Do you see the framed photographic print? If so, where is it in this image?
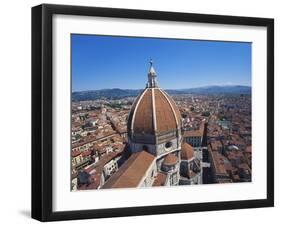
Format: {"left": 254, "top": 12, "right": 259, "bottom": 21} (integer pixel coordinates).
{"left": 31, "top": 4, "right": 274, "bottom": 221}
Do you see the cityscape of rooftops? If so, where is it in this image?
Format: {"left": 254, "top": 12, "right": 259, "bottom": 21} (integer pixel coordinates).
{"left": 71, "top": 34, "right": 252, "bottom": 191}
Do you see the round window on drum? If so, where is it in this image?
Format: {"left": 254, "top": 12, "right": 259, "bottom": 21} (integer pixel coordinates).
{"left": 165, "top": 141, "right": 172, "bottom": 149}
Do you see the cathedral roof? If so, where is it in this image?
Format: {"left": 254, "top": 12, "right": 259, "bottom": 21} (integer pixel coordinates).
{"left": 101, "top": 151, "right": 155, "bottom": 189}
{"left": 163, "top": 153, "right": 178, "bottom": 166}
{"left": 181, "top": 143, "right": 194, "bottom": 160}
{"left": 152, "top": 172, "right": 167, "bottom": 186}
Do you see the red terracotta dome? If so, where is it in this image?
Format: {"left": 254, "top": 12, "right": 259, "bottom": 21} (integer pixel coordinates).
{"left": 127, "top": 60, "right": 182, "bottom": 143}
{"left": 128, "top": 88, "right": 181, "bottom": 134}
{"left": 181, "top": 143, "right": 194, "bottom": 160}
{"left": 163, "top": 153, "right": 178, "bottom": 166}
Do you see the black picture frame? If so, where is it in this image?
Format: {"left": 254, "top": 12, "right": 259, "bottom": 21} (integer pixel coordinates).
{"left": 32, "top": 3, "right": 274, "bottom": 222}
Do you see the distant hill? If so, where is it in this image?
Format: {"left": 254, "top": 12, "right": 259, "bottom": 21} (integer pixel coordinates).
{"left": 167, "top": 85, "right": 251, "bottom": 95}
{"left": 72, "top": 88, "right": 141, "bottom": 101}
{"left": 72, "top": 85, "right": 251, "bottom": 101}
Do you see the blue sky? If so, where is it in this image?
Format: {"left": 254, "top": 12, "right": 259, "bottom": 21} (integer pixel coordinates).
{"left": 71, "top": 34, "right": 251, "bottom": 91}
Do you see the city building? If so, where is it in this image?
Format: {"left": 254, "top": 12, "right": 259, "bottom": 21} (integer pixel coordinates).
{"left": 183, "top": 122, "right": 205, "bottom": 147}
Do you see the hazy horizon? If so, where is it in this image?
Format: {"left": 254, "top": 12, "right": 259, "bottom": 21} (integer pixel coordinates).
{"left": 72, "top": 84, "right": 252, "bottom": 93}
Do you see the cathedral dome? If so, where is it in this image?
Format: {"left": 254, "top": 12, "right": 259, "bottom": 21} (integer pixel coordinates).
{"left": 181, "top": 143, "right": 194, "bottom": 160}
{"left": 127, "top": 60, "right": 182, "bottom": 144}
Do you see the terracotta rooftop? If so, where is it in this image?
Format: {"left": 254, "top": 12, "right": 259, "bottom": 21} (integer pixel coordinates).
{"left": 163, "top": 153, "right": 178, "bottom": 166}
{"left": 78, "top": 150, "right": 124, "bottom": 190}
{"left": 181, "top": 143, "right": 194, "bottom": 160}
{"left": 72, "top": 131, "right": 117, "bottom": 149}
{"left": 101, "top": 151, "right": 155, "bottom": 189}
{"left": 82, "top": 151, "right": 123, "bottom": 176}
{"left": 81, "top": 150, "right": 92, "bottom": 157}
{"left": 245, "top": 145, "right": 252, "bottom": 153}
{"left": 152, "top": 172, "right": 167, "bottom": 186}
{"left": 238, "top": 163, "right": 251, "bottom": 172}
{"left": 208, "top": 147, "right": 228, "bottom": 175}
{"left": 183, "top": 123, "right": 205, "bottom": 138}
{"left": 71, "top": 150, "right": 81, "bottom": 157}
{"left": 210, "top": 140, "right": 222, "bottom": 151}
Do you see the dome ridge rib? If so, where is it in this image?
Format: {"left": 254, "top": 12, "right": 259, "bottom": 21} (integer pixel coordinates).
{"left": 151, "top": 88, "right": 157, "bottom": 132}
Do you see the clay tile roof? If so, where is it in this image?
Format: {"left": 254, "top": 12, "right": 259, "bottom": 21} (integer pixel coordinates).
{"left": 183, "top": 123, "right": 205, "bottom": 138}
{"left": 81, "top": 150, "right": 92, "bottom": 157}
{"left": 163, "top": 153, "right": 178, "bottom": 166}
{"left": 245, "top": 146, "right": 252, "bottom": 153}
{"left": 71, "top": 150, "right": 81, "bottom": 157}
{"left": 152, "top": 172, "right": 167, "bottom": 186}
{"left": 101, "top": 151, "right": 155, "bottom": 189}
{"left": 181, "top": 143, "right": 194, "bottom": 160}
